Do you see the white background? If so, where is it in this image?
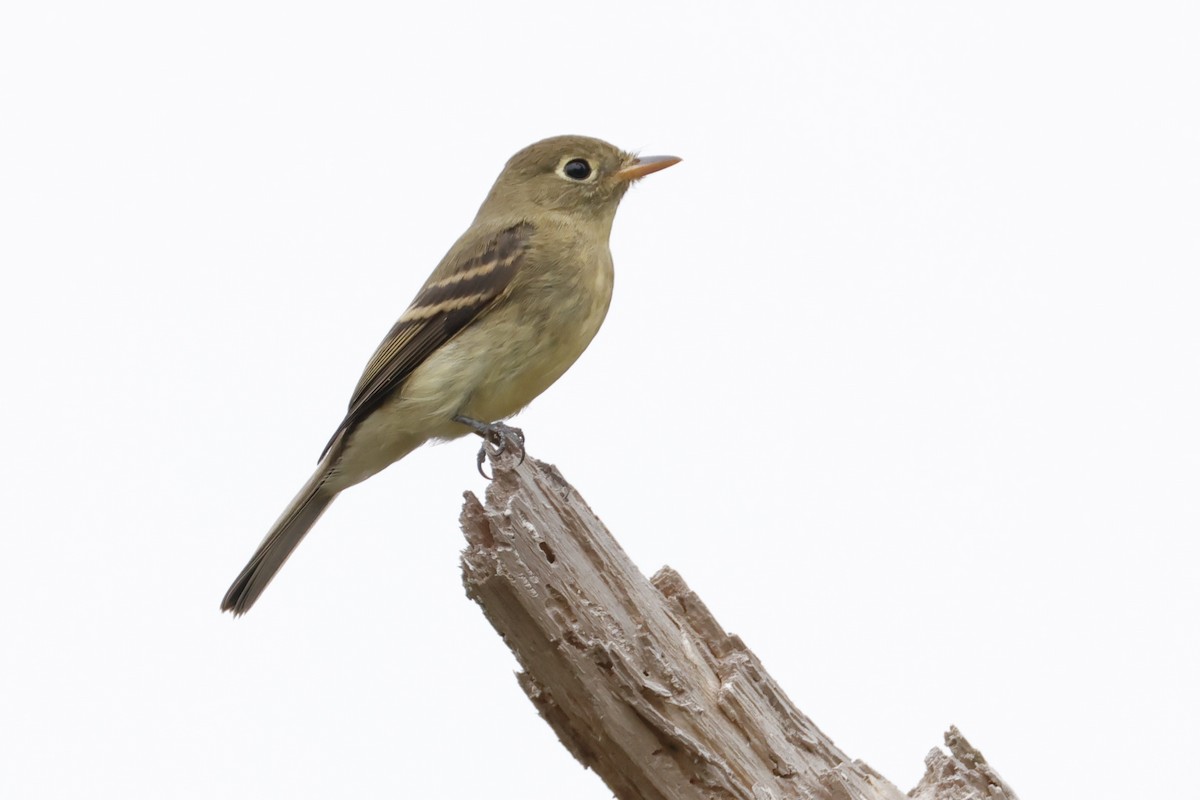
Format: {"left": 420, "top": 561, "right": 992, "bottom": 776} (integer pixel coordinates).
{"left": 2, "top": 2, "right": 1197, "bottom": 798}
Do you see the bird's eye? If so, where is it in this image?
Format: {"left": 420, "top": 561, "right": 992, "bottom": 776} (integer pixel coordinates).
{"left": 562, "top": 158, "right": 592, "bottom": 181}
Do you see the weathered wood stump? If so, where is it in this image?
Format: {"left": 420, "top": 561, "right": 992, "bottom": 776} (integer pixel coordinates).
{"left": 460, "top": 451, "right": 1017, "bottom": 800}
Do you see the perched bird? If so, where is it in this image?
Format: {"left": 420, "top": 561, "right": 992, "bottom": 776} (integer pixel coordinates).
{"left": 221, "top": 135, "right": 680, "bottom": 615}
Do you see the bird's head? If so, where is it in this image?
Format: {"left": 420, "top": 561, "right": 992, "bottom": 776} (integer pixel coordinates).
{"left": 477, "top": 135, "right": 680, "bottom": 223}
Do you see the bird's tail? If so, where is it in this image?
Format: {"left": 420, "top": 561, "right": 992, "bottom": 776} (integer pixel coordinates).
{"left": 221, "top": 468, "right": 337, "bottom": 616}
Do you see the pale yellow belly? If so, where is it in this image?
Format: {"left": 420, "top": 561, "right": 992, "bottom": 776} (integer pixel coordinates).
{"left": 332, "top": 251, "right": 614, "bottom": 486}
{"left": 434, "top": 248, "right": 614, "bottom": 431}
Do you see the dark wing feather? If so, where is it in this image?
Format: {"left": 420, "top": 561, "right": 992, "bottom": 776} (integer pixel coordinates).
{"left": 319, "top": 223, "right": 532, "bottom": 459}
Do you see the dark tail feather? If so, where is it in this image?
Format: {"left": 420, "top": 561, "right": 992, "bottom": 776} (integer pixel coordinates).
{"left": 221, "top": 470, "right": 337, "bottom": 616}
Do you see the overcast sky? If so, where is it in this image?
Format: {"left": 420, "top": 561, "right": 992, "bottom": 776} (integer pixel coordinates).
{"left": 2, "top": 2, "right": 1197, "bottom": 798}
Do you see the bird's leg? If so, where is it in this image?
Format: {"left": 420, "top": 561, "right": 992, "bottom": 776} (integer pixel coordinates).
{"left": 453, "top": 415, "right": 526, "bottom": 479}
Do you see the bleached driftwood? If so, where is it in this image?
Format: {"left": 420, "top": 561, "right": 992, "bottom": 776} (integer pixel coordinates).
{"left": 910, "top": 727, "right": 1019, "bottom": 800}
{"left": 460, "top": 451, "right": 1017, "bottom": 800}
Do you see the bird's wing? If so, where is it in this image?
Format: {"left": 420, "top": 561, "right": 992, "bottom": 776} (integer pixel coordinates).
{"left": 319, "top": 222, "right": 533, "bottom": 459}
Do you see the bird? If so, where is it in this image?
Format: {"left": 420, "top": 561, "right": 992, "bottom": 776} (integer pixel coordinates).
{"left": 221, "top": 135, "right": 680, "bottom": 615}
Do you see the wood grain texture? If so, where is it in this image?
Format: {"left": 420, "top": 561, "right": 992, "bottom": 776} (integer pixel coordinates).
{"left": 460, "top": 451, "right": 1018, "bottom": 800}
{"left": 910, "top": 727, "right": 1020, "bottom": 800}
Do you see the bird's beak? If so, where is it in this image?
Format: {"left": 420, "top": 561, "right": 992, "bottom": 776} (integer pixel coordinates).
{"left": 615, "top": 154, "right": 682, "bottom": 182}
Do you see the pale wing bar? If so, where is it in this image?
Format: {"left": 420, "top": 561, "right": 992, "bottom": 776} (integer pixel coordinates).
{"left": 319, "top": 224, "right": 532, "bottom": 459}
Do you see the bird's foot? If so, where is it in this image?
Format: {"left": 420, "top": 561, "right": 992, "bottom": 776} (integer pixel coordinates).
{"left": 453, "top": 416, "right": 526, "bottom": 479}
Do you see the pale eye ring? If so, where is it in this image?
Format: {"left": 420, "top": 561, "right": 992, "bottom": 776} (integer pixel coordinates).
{"left": 561, "top": 158, "right": 593, "bottom": 181}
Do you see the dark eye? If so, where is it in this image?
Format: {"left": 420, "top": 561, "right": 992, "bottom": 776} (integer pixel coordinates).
{"left": 562, "top": 158, "right": 592, "bottom": 180}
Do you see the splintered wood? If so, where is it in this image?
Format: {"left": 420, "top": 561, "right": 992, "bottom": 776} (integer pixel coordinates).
{"left": 460, "top": 453, "right": 1018, "bottom": 800}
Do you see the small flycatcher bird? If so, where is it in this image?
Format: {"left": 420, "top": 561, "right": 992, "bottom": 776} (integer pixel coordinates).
{"left": 221, "top": 135, "right": 680, "bottom": 615}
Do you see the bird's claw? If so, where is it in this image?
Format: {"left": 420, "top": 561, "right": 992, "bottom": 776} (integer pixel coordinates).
{"left": 454, "top": 416, "right": 526, "bottom": 479}
{"left": 475, "top": 423, "right": 526, "bottom": 479}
